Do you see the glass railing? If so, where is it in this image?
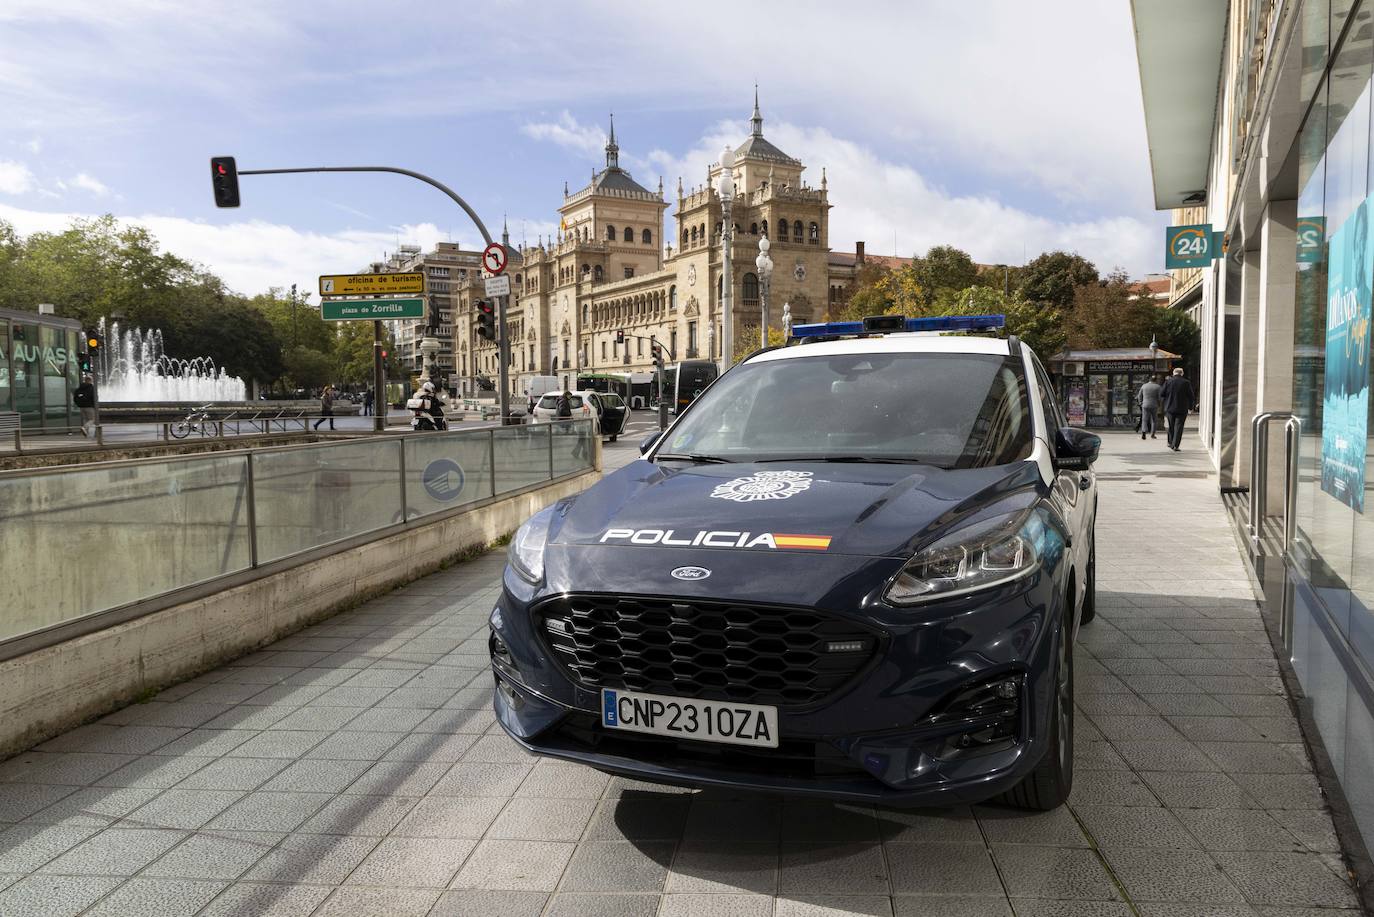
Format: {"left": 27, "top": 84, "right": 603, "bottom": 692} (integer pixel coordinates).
{"left": 0, "top": 421, "right": 595, "bottom": 647}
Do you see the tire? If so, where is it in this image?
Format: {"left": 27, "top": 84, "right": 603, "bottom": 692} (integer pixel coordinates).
{"left": 1079, "top": 536, "right": 1097, "bottom": 625}
{"left": 996, "top": 618, "right": 1074, "bottom": 810}
{"left": 170, "top": 421, "right": 191, "bottom": 439}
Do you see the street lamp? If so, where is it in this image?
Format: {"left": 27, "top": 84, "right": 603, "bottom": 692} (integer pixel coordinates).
{"left": 717, "top": 145, "right": 736, "bottom": 371}
{"left": 755, "top": 236, "right": 773, "bottom": 350}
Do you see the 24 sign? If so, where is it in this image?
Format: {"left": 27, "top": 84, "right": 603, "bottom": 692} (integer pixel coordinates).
{"left": 1165, "top": 224, "right": 1220, "bottom": 269}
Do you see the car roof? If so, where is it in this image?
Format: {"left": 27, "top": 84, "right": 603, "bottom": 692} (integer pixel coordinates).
{"left": 746, "top": 334, "right": 1014, "bottom": 363}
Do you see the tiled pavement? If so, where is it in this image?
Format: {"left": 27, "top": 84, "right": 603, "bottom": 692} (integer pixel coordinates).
{"left": 0, "top": 433, "right": 1362, "bottom": 916}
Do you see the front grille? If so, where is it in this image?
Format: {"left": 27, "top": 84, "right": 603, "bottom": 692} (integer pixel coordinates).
{"left": 537, "top": 594, "right": 878, "bottom": 707}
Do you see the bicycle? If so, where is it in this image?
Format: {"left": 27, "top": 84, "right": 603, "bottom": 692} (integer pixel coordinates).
{"left": 170, "top": 404, "right": 214, "bottom": 439}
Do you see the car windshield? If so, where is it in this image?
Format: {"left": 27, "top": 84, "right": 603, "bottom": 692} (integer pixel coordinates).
{"left": 539, "top": 395, "right": 583, "bottom": 409}
{"left": 658, "top": 350, "right": 1034, "bottom": 469}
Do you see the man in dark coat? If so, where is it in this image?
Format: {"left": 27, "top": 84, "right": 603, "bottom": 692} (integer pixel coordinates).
{"left": 1161, "top": 368, "right": 1195, "bottom": 452}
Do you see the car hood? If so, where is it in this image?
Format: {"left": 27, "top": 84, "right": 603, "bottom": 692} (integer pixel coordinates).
{"left": 553, "top": 458, "right": 1043, "bottom": 559}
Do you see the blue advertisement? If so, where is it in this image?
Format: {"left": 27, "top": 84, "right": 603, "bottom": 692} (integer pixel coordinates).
{"left": 1321, "top": 197, "right": 1373, "bottom": 513}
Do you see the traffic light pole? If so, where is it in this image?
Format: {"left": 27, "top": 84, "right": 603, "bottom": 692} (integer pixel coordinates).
{"left": 372, "top": 320, "right": 386, "bottom": 433}
{"left": 225, "top": 163, "right": 503, "bottom": 423}
{"left": 496, "top": 224, "right": 513, "bottom": 425}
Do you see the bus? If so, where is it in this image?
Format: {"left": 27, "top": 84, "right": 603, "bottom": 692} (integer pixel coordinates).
{"left": 669, "top": 360, "right": 719, "bottom": 414}
{"left": 577, "top": 371, "right": 655, "bottom": 408}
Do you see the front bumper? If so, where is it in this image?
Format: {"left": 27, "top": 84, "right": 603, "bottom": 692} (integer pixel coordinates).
{"left": 489, "top": 559, "right": 1065, "bottom": 808}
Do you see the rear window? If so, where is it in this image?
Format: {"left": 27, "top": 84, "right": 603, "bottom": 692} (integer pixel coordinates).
{"left": 538, "top": 395, "right": 583, "bottom": 409}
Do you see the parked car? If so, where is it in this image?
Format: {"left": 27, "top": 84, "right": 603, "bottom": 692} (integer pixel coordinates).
{"left": 490, "top": 315, "right": 1100, "bottom": 810}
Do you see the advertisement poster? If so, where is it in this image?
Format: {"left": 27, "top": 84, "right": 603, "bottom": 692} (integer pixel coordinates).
{"left": 1066, "top": 381, "right": 1086, "bottom": 426}
{"left": 1321, "top": 197, "right": 1373, "bottom": 512}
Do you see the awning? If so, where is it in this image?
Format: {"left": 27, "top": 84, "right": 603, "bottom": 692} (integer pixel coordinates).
{"left": 1131, "top": 0, "right": 1229, "bottom": 209}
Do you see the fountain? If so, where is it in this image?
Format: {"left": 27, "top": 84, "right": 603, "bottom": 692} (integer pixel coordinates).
{"left": 95, "top": 317, "right": 247, "bottom": 403}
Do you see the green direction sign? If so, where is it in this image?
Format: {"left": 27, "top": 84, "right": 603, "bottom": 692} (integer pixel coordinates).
{"left": 1165, "top": 224, "right": 1218, "bottom": 268}
{"left": 1297, "top": 217, "right": 1325, "bottom": 263}
{"left": 320, "top": 298, "right": 424, "bottom": 321}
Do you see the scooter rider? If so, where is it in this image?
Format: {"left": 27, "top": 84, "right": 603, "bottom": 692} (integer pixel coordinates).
{"left": 410, "top": 381, "right": 447, "bottom": 431}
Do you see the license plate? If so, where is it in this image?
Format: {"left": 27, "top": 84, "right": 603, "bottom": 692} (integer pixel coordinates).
{"left": 600, "top": 688, "right": 779, "bottom": 749}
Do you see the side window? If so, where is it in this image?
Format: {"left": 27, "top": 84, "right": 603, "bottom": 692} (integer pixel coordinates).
{"left": 1031, "top": 356, "right": 1065, "bottom": 432}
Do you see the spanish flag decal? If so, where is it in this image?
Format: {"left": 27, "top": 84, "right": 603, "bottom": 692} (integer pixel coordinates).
{"left": 772, "top": 533, "right": 833, "bottom": 551}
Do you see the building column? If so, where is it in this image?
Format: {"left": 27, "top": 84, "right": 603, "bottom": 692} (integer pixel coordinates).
{"left": 1232, "top": 243, "right": 1263, "bottom": 487}
{"left": 1257, "top": 198, "right": 1297, "bottom": 509}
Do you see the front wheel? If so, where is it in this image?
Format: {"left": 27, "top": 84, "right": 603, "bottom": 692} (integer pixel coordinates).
{"left": 170, "top": 421, "right": 191, "bottom": 439}
{"left": 1079, "top": 537, "right": 1097, "bottom": 625}
{"left": 996, "top": 621, "right": 1074, "bottom": 810}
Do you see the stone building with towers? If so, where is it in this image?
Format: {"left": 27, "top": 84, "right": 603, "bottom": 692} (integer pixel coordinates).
{"left": 452, "top": 93, "right": 853, "bottom": 395}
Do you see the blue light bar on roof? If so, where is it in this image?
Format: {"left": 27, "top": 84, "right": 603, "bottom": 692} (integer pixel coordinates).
{"left": 789, "top": 314, "right": 1006, "bottom": 339}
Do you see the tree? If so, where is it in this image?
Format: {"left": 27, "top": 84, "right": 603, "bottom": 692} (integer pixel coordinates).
{"left": 1152, "top": 307, "right": 1201, "bottom": 377}
{"left": 734, "top": 325, "right": 788, "bottom": 364}
{"left": 1019, "top": 251, "right": 1100, "bottom": 310}
{"left": 936, "top": 286, "right": 1066, "bottom": 358}
{"left": 911, "top": 245, "right": 979, "bottom": 305}
{"left": 334, "top": 320, "right": 381, "bottom": 385}
{"left": 283, "top": 346, "right": 334, "bottom": 392}
{"left": 1065, "top": 270, "right": 1156, "bottom": 348}
{"left": 828, "top": 261, "right": 894, "bottom": 321}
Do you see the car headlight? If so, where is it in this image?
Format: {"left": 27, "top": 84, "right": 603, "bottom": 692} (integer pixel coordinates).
{"left": 508, "top": 506, "right": 555, "bottom": 585}
{"left": 884, "top": 509, "right": 1047, "bottom": 606}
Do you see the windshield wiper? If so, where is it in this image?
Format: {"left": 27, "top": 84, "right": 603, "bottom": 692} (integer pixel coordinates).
{"left": 755, "top": 455, "right": 931, "bottom": 465}
{"left": 655, "top": 453, "right": 734, "bottom": 464}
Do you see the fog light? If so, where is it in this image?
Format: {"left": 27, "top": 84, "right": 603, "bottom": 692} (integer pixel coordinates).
{"left": 826, "top": 640, "right": 868, "bottom": 653}
{"left": 489, "top": 631, "right": 514, "bottom": 668}
{"left": 497, "top": 678, "right": 524, "bottom": 710}
{"left": 927, "top": 674, "right": 1023, "bottom": 758}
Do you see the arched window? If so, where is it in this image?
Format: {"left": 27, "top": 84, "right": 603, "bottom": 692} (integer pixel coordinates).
{"left": 715, "top": 221, "right": 723, "bottom": 237}
{"left": 620, "top": 227, "right": 630, "bottom": 243}
{"left": 761, "top": 219, "right": 768, "bottom": 237}
{"left": 606, "top": 225, "right": 616, "bottom": 241}
{"left": 669, "top": 285, "right": 677, "bottom": 311}
{"left": 642, "top": 228, "right": 652, "bottom": 245}
{"left": 793, "top": 220, "right": 804, "bottom": 240}
{"left": 682, "top": 229, "right": 690, "bottom": 247}
{"left": 750, "top": 222, "right": 758, "bottom": 235}
{"left": 809, "top": 222, "right": 820, "bottom": 243}
{"left": 581, "top": 263, "right": 589, "bottom": 275}
{"left": 742, "top": 272, "right": 759, "bottom": 304}
{"left": 582, "top": 303, "right": 589, "bottom": 323}
{"left": 778, "top": 220, "right": 789, "bottom": 241}
{"left": 593, "top": 265, "right": 604, "bottom": 281}
{"left": 690, "top": 226, "right": 698, "bottom": 243}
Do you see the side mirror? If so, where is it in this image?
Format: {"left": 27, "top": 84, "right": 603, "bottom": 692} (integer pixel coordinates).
{"left": 639, "top": 431, "right": 662, "bottom": 455}
{"left": 1054, "top": 427, "right": 1100, "bottom": 470}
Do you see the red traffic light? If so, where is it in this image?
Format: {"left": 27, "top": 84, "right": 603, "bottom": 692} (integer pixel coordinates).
{"left": 381, "top": 350, "right": 388, "bottom": 359}
{"left": 210, "top": 156, "right": 240, "bottom": 208}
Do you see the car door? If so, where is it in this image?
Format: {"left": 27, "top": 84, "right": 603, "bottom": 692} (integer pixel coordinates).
{"left": 1029, "top": 353, "right": 1094, "bottom": 616}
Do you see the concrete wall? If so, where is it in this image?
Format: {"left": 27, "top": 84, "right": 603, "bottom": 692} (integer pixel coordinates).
{"left": 0, "top": 469, "right": 596, "bottom": 758}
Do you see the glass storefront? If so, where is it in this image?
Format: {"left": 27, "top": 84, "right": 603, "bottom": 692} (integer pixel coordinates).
{"left": 1051, "top": 357, "right": 1173, "bottom": 429}
{"left": 0, "top": 309, "right": 84, "bottom": 432}
{"left": 1288, "top": 0, "right": 1374, "bottom": 851}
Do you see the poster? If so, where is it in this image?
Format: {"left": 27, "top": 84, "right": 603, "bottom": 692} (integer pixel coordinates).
{"left": 1321, "top": 197, "right": 1373, "bottom": 512}
{"left": 1066, "top": 380, "right": 1086, "bottom": 426}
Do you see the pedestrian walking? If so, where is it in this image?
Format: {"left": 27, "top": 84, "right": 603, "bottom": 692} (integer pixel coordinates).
{"left": 1161, "top": 368, "right": 1195, "bottom": 451}
{"left": 1137, "top": 374, "right": 1162, "bottom": 440}
{"left": 313, "top": 385, "right": 336, "bottom": 431}
{"left": 73, "top": 373, "right": 97, "bottom": 437}
{"left": 363, "top": 389, "right": 374, "bottom": 417}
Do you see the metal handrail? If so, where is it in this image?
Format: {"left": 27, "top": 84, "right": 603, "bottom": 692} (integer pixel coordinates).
{"left": 1284, "top": 415, "right": 1303, "bottom": 555}
{"left": 1248, "top": 410, "right": 1292, "bottom": 550}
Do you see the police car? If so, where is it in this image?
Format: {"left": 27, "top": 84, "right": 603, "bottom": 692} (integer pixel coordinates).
{"left": 489, "top": 314, "right": 1100, "bottom": 809}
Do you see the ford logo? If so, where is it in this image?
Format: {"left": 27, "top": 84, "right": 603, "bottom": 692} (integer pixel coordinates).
{"left": 670, "top": 566, "right": 712, "bottom": 581}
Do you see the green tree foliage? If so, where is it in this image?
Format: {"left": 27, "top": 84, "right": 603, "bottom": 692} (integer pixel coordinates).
{"left": 1065, "top": 270, "right": 1155, "bottom": 347}
{"left": 283, "top": 346, "right": 334, "bottom": 392}
{"left": 334, "top": 320, "right": 389, "bottom": 385}
{"left": 1152, "top": 306, "right": 1201, "bottom": 377}
{"left": 829, "top": 261, "right": 895, "bottom": 321}
{"left": 734, "top": 325, "right": 788, "bottom": 364}
{"left": 911, "top": 245, "right": 979, "bottom": 305}
{"left": 935, "top": 286, "right": 1066, "bottom": 359}
{"left": 1018, "top": 251, "right": 1100, "bottom": 309}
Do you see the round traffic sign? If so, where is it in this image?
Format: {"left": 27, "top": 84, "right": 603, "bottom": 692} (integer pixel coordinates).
{"left": 482, "top": 242, "right": 508, "bottom": 275}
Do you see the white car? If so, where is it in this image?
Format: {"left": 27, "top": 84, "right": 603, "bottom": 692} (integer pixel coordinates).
{"left": 531, "top": 390, "right": 629, "bottom": 440}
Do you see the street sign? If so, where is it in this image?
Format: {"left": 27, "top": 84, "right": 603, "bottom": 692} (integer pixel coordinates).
{"left": 319, "top": 273, "right": 424, "bottom": 296}
{"left": 482, "top": 242, "right": 508, "bottom": 275}
{"left": 1164, "top": 224, "right": 1219, "bottom": 269}
{"left": 320, "top": 298, "right": 425, "bottom": 321}
{"left": 484, "top": 274, "right": 511, "bottom": 297}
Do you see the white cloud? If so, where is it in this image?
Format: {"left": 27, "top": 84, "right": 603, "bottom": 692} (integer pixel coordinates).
{"left": 60, "top": 172, "right": 111, "bottom": 197}
{"left": 24, "top": 137, "right": 41, "bottom": 155}
{"left": 521, "top": 112, "right": 608, "bottom": 160}
{"left": 0, "top": 160, "right": 36, "bottom": 195}
{"left": 0, "top": 204, "right": 560, "bottom": 297}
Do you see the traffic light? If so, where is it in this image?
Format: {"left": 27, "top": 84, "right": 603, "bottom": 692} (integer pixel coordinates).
{"left": 210, "top": 156, "right": 240, "bottom": 208}
{"left": 651, "top": 340, "right": 664, "bottom": 368}
{"left": 81, "top": 331, "right": 98, "bottom": 373}
{"left": 78, "top": 353, "right": 92, "bottom": 373}
{"left": 476, "top": 300, "right": 495, "bottom": 340}
{"left": 616, "top": 329, "right": 625, "bottom": 345}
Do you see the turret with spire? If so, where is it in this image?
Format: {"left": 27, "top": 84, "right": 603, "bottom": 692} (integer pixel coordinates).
{"left": 751, "top": 83, "right": 763, "bottom": 138}
{"left": 605, "top": 113, "right": 619, "bottom": 170}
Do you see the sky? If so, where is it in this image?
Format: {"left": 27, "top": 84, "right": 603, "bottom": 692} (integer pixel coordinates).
{"left": 0, "top": 0, "right": 1168, "bottom": 299}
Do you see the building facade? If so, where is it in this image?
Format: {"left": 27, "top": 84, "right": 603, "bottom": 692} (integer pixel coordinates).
{"left": 446, "top": 98, "right": 848, "bottom": 395}
{"left": 1134, "top": 0, "right": 1374, "bottom": 853}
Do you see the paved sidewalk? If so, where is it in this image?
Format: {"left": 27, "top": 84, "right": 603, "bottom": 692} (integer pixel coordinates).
{"left": 0, "top": 433, "right": 1360, "bottom": 916}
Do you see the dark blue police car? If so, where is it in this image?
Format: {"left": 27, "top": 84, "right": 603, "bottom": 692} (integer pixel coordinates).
{"left": 489, "top": 315, "right": 1101, "bottom": 809}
